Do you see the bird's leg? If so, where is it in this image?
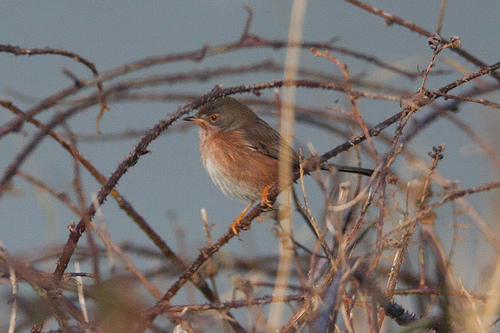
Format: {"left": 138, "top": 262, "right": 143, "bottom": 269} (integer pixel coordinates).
{"left": 229, "top": 185, "right": 275, "bottom": 235}
{"left": 229, "top": 201, "right": 254, "bottom": 236}
{"left": 260, "top": 185, "right": 274, "bottom": 209}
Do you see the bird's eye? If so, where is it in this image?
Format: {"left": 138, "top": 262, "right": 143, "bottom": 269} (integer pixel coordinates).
{"left": 209, "top": 114, "right": 219, "bottom": 122}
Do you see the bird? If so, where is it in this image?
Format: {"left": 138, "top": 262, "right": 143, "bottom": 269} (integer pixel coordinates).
{"left": 184, "top": 97, "right": 373, "bottom": 235}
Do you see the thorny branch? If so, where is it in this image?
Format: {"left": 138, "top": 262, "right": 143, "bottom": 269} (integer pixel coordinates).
{"left": 2, "top": 5, "right": 500, "bottom": 332}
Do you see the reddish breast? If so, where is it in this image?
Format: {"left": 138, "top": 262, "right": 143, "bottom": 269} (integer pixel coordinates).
{"left": 199, "top": 130, "right": 279, "bottom": 202}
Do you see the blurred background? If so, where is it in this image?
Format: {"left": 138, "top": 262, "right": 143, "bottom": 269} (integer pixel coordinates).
{"left": 1, "top": 1, "right": 500, "bottom": 331}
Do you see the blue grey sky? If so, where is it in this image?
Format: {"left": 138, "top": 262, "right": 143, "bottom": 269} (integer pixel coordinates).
{"left": 1, "top": 3, "right": 499, "bottom": 327}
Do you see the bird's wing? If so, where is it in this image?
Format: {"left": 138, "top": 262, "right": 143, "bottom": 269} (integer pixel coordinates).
{"left": 242, "top": 118, "right": 298, "bottom": 165}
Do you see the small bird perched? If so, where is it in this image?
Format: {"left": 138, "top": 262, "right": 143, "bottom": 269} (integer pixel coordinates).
{"left": 184, "top": 97, "right": 372, "bottom": 235}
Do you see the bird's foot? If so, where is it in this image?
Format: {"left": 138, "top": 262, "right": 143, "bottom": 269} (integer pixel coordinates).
{"left": 229, "top": 201, "right": 254, "bottom": 236}
{"left": 259, "top": 185, "right": 274, "bottom": 210}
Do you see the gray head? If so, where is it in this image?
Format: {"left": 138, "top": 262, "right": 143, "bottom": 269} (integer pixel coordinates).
{"left": 184, "top": 97, "right": 261, "bottom": 133}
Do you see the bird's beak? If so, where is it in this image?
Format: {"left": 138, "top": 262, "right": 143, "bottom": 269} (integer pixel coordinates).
{"left": 183, "top": 116, "right": 196, "bottom": 122}
{"left": 184, "top": 115, "right": 206, "bottom": 127}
